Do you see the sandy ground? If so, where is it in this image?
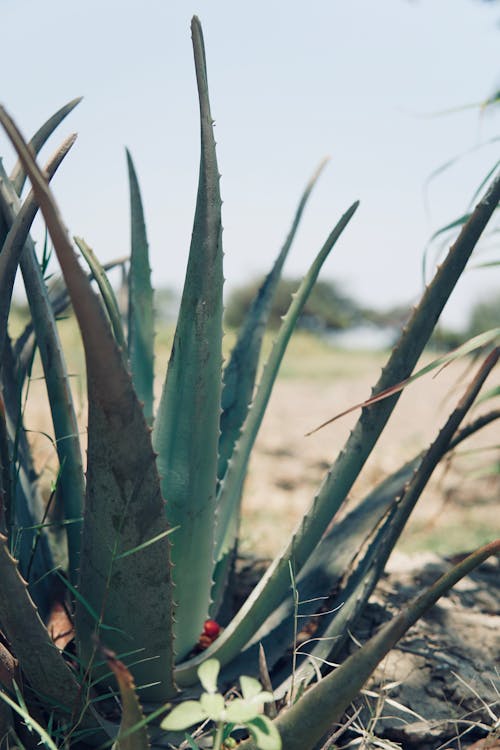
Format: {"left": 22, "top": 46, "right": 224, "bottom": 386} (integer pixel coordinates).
{"left": 238, "top": 361, "right": 500, "bottom": 559}
{"left": 22, "top": 344, "right": 500, "bottom": 562}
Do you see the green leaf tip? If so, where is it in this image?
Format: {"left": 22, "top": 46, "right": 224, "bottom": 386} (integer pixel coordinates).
{"left": 153, "top": 7, "right": 223, "bottom": 661}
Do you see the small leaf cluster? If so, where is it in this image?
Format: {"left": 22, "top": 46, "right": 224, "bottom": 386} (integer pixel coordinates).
{"left": 161, "top": 660, "right": 281, "bottom": 750}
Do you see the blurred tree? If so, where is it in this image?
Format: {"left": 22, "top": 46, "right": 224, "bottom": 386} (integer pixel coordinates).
{"left": 224, "top": 277, "right": 364, "bottom": 331}
{"left": 467, "top": 290, "right": 500, "bottom": 337}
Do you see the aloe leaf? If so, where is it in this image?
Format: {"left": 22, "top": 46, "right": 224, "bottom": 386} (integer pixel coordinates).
{"left": 152, "top": 17, "right": 223, "bottom": 660}
{"left": 9, "top": 97, "right": 82, "bottom": 196}
{"left": 126, "top": 149, "right": 154, "bottom": 425}
{"left": 210, "top": 201, "right": 358, "bottom": 619}
{"left": 0, "top": 396, "right": 10, "bottom": 535}
{"left": 12, "top": 255, "right": 130, "bottom": 378}
{"left": 0, "top": 140, "right": 85, "bottom": 584}
{"left": 0, "top": 339, "right": 55, "bottom": 615}
{"left": 0, "top": 135, "right": 77, "bottom": 364}
{"left": 218, "top": 158, "right": 328, "bottom": 482}
{"left": 211, "top": 198, "right": 358, "bottom": 614}
{"left": 0, "top": 533, "right": 81, "bottom": 712}
{"left": 0, "top": 107, "right": 176, "bottom": 701}
{"left": 0, "top": 539, "right": 109, "bottom": 742}
{"left": 176, "top": 171, "right": 500, "bottom": 686}
{"left": 249, "top": 539, "right": 500, "bottom": 750}
{"left": 214, "top": 202, "right": 359, "bottom": 567}
{"left": 74, "top": 236, "right": 127, "bottom": 352}
{"left": 276, "top": 348, "right": 500, "bottom": 695}
{"left": 219, "top": 456, "right": 420, "bottom": 688}
{"left": 212, "top": 158, "right": 330, "bottom": 607}
{"left": 307, "top": 327, "right": 500, "bottom": 434}
{"left": 105, "top": 650, "right": 150, "bottom": 750}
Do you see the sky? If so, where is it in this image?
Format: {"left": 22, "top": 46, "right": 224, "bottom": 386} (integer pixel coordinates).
{"left": 1, "top": 0, "right": 499, "bottom": 329}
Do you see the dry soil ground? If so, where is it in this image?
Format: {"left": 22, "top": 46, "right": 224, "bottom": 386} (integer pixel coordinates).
{"left": 24, "top": 327, "right": 500, "bottom": 561}
{"left": 237, "top": 339, "right": 500, "bottom": 561}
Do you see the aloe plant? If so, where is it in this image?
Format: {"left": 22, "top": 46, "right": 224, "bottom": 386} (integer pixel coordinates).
{"left": 0, "top": 15, "right": 499, "bottom": 750}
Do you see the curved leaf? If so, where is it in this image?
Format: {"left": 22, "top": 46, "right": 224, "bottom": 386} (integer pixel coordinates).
{"left": 307, "top": 327, "right": 500, "bottom": 435}
{"left": 176, "top": 170, "right": 500, "bottom": 686}
{"left": 0, "top": 139, "right": 84, "bottom": 584}
{"left": 0, "top": 106, "right": 176, "bottom": 702}
{"left": 211, "top": 201, "right": 359, "bottom": 621}
{"left": 276, "top": 347, "right": 499, "bottom": 696}
{"left": 0, "top": 135, "right": 76, "bottom": 364}
{"left": 126, "top": 150, "right": 154, "bottom": 424}
{"left": 9, "top": 97, "right": 82, "bottom": 195}
{"left": 152, "top": 16, "right": 224, "bottom": 660}
{"left": 218, "top": 158, "right": 328, "bottom": 482}
{"left": 74, "top": 236, "right": 127, "bottom": 351}
{"left": 0, "top": 339, "right": 55, "bottom": 615}
{"left": 257, "top": 539, "right": 500, "bottom": 750}
{"left": 0, "top": 534, "right": 81, "bottom": 712}
{"left": 105, "top": 649, "right": 150, "bottom": 750}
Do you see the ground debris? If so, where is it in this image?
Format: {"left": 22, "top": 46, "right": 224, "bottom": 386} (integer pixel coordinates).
{"left": 345, "top": 552, "right": 500, "bottom": 750}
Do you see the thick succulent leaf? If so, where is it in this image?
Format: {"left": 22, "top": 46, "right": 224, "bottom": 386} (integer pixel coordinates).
{"left": 214, "top": 202, "right": 359, "bottom": 568}
{"left": 0, "top": 533, "right": 81, "bottom": 712}
{"left": 218, "top": 159, "right": 328, "bottom": 482}
{"left": 275, "top": 348, "right": 500, "bottom": 695}
{"left": 1, "top": 337, "right": 56, "bottom": 617}
{"left": 126, "top": 150, "right": 154, "bottom": 425}
{"left": 0, "top": 201, "right": 8, "bottom": 248}
{"left": 0, "top": 537, "right": 109, "bottom": 743}
{"left": 0, "top": 143, "right": 84, "bottom": 584}
{"left": 9, "top": 97, "right": 82, "bottom": 195}
{"left": 307, "top": 327, "right": 500, "bottom": 434}
{"left": 219, "top": 457, "right": 420, "bottom": 687}
{"left": 243, "top": 539, "right": 500, "bottom": 750}
{"left": 152, "top": 17, "right": 223, "bottom": 660}
{"left": 105, "top": 650, "right": 150, "bottom": 750}
{"left": 74, "top": 236, "right": 127, "bottom": 351}
{"left": 176, "top": 171, "right": 500, "bottom": 686}
{"left": 210, "top": 201, "right": 358, "bottom": 618}
{"left": 0, "top": 397, "right": 10, "bottom": 535}
{"left": 0, "top": 696, "right": 13, "bottom": 744}
{"left": 12, "top": 254, "right": 129, "bottom": 379}
{"left": 0, "top": 135, "right": 76, "bottom": 364}
{"left": 0, "top": 106, "right": 176, "bottom": 701}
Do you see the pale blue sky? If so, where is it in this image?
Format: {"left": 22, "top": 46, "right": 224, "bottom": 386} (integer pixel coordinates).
{"left": 1, "top": 0, "right": 499, "bottom": 328}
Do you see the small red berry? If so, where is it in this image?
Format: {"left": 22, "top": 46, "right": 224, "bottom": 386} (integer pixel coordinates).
{"left": 203, "top": 619, "right": 221, "bottom": 638}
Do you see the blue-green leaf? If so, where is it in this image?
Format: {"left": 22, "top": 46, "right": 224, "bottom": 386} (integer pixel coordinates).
{"left": 176, "top": 171, "right": 500, "bottom": 687}
{"left": 9, "top": 97, "right": 82, "bottom": 195}
{"left": 214, "top": 202, "right": 359, "bottom": 565}
{"left": 126, "top": 150, "right": 155, "bottom": 425}
{"left": 74, "top": 236, "right": 127, "bottom": 352}
{"left": 0, "top": 105, "right": 176, "bottom": 702}
{"left": 0, "top": 139, "right": 84, "bottom": 585}
{"left": 218, "top": 159, "right": 328, "bottom": 482}
{"left": 152, "top": 16, "right": 224, "bottom": 660}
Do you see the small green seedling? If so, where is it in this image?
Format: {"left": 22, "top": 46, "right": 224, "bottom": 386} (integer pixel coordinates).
{"left": 161, "top": 659, "right": 281, "bottom": 750}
